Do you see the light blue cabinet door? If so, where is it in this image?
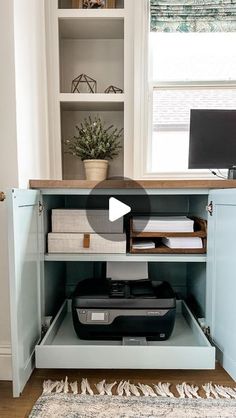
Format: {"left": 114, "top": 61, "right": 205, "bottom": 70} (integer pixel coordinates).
{"left": 207, "top": 189, "right": 236, "bottom": 381}
{"left": 8, "top": 189, "right": 41, "bottom": 397}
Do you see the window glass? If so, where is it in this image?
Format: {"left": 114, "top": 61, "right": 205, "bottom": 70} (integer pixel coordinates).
{"left": 150, "top": 33, "right": 236, "bottom": 173}
{"left": 151, "top": 33, "right": 236, "bottom": 82}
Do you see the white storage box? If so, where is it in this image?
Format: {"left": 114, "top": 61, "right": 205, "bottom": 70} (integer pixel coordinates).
{"left": 52, "top": 209, "right": 123, "bottom": 234}
{"left": 48, "top": 233, "right": 126, "bottom": 254}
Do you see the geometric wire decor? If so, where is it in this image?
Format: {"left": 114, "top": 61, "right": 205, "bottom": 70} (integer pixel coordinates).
{"left": 104, "top": 85, "right": 123, "bottom": 93}
{"left": 71, "top": 73, "right": 97, "bottom": 93}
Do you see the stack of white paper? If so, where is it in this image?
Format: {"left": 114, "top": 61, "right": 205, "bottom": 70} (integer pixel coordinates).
{"left": 162, "top": 237, "right": 203, "bottom": 249}
{"left": 132, "top": 240, "right": 155, "bottom": 250}
{"left": 107, "top": 261, "right": 148, "bottom": 281}
{"left": 133, "top": 216, "right": 194, "bottom": 233}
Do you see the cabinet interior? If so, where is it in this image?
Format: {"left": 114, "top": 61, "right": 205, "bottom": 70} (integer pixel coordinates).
{"left": 42, "top": 193, "right": 208, "bottom": 323}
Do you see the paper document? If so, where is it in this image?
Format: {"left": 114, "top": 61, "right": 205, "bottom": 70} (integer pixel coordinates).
{"left": 133, "top": 216, "right": 194, "bottom": 233}
{"left": 107, "top": 261, "right": 148, "bottom": 280}
{"left": 132, "top": 240, "right": 156, "bottom": 250}
{"left": 162, "top": 237, "right": 203, "bottom": 249}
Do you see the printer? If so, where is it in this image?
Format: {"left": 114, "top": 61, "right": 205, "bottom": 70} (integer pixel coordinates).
{"left": 72, "top": 277, "right": 176, "bottom": 341}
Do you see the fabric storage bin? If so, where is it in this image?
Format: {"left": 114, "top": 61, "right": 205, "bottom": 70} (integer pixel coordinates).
{"left": 52, "top": 209, "right": 123, "bottom": 233}
{"left": 48, "top": 233, "right": 126, "bottom": 253}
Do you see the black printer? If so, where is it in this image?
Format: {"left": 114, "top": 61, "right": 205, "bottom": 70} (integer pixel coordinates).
{"left": 72, "top": 278, "right": 176, "bottom": 341}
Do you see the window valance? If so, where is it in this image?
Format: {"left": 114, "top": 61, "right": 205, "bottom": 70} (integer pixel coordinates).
{"left": 150, "top": 0, "right": 236, "bottom": 32}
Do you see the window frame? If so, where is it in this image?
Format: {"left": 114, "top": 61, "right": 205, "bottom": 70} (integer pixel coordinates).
{"left": 133, "top": 0, "right": 236, "bottom": 179}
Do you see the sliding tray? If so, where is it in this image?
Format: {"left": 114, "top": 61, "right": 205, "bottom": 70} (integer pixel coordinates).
{"left": 35, "top": 300, "right": 215, "bottom": 370}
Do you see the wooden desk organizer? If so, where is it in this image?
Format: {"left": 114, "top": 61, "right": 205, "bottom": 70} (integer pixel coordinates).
{"left": 129, "top": 216, "right": 207, "bottom": 254}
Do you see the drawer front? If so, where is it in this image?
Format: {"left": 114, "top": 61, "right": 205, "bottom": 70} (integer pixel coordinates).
{"left": 52, "top": 210, "right": 123, "bottom": 234}
{"left": 48, "top": 233, "right": 126, "bottom": 253}
{"left": 36, "top": 301, "right": 215, "bottom": 370}
{"left": 36, "top": 345, "right": 214, "bottom": 370}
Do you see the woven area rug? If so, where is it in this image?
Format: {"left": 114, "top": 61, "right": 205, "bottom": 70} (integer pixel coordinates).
{"left": 29, "top": 393, "right": 236, "bottom": 418}
{"left": 28, "top": 378, "right": 236, "bottom": 418}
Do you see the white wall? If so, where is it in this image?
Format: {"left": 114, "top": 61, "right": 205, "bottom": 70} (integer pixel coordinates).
{"left": 0, "top": 0, "right": 50, "bottom": 379}
{"left": 14, "top": 0, "right": 50, "bottom": 188}
{"left": 0, "top": 0, "right": 18, "bottom": 381}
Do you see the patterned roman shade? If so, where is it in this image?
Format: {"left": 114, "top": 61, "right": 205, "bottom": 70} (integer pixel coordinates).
{"left": 150, "top": 0, "right": 236, "bottom": 32}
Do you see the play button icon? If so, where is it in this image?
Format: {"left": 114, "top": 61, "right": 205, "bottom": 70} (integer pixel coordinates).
{"left": 109, "top": 197, "right": 131, "bottom": 222}
{"left": 86, "top": 176, "right": 151, "bottom": 242}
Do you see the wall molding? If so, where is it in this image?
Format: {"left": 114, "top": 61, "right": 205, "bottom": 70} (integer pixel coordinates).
{"left": 0, "top": 344, "right": 12, "bottom": 380}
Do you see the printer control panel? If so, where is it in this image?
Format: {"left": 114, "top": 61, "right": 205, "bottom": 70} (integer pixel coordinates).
{"left": 78, "top": 310, "right": 109, "bottom": 324}
{"left": 77, "top": 309, "right": 169, "bottom": 325}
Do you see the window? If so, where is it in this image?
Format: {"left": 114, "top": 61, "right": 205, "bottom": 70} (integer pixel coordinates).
{"left": 149, "top": 32, "right": 236, "bottom": 174}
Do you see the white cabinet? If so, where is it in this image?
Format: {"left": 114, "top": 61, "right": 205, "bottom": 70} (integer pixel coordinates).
{"left": 8, "top": 184, "right": 236, "bottom": 397}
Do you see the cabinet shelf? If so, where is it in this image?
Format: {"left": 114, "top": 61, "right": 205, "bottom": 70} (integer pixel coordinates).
{"left": 59, "top": 12, "right": 124, "bottom": 39}
{"left": 60, "top": 93, "right": 124, "bottom": 111}
{"left": 44, "top": 253, "right": 207, "bottom": 262}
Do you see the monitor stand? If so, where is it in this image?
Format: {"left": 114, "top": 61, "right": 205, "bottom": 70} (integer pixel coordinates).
{"left": 228, "top": 166, "right": 236, "bottom": 179}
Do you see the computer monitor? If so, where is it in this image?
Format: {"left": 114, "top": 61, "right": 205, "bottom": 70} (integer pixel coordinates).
{"left": 188, "top": 109, "right": 236, "bottom": 177}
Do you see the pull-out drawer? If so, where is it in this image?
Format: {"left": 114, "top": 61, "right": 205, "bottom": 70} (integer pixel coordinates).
{"left": 36, "top": 300, "right": 215, "bottom": 370}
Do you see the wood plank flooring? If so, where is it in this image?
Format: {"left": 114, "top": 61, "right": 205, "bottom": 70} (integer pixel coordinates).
{"left": 0, "top": 365, "right": 235, "bottom": 418}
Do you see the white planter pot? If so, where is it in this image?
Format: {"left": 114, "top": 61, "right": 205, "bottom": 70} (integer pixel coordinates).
{"left": 83, "top": 159, "right": 108, "bottom": 181}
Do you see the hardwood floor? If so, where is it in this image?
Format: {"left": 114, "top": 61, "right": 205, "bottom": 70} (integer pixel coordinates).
{"left": 0, "top": 365, "right": 235, "bottom": 418}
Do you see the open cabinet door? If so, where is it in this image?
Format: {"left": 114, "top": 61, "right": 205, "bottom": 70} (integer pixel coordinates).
{"left": 207, "top": 189, "right": 236, "bottom": 381}
{"left": 8, "top": 189, "right": 42, "bottom": 397}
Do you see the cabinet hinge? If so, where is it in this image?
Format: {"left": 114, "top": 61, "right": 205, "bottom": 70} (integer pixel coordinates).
{"left": 38, "top": 201, "right": 44, "bottom": 215}
{"left": 41, "top": 324, "right": 47, "bottom": 339}
{"left": 206, "top": 201, "right": 213, "bottom": 216}
{"left": 203, "top": 326, "right": 211, "bottom": 339}
{"left": 41, "top": 316, "right": 53, "bottom": 338}
{"left": 198, "top": 318, "right": 212, "bottom": 341}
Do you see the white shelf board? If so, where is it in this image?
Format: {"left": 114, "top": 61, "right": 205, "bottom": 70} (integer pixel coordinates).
{"left": 58, "top": 9, "right": 125, "bottom": 19}
{"left": 41, "top": 188, "right": 210, "bottom": 196}
{"left": 60, "top": 93, "right": 124, "bottom": 111}
{"left": 45, "top": 253, "right": 207, "bottom": 263}
{"left": 58, "top": 11, "right": 124, "bottom": 39}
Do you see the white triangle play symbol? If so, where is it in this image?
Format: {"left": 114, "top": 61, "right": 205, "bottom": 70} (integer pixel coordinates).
{"left": 109, "top": 197, "right": 131, "bottom": 222}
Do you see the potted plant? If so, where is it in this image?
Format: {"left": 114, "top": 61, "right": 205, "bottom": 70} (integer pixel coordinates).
{"left": 64, "top": 116, "right": 122, "bottom": 181}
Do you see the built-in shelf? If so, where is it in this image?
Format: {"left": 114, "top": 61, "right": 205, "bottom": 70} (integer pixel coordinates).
{"left": 58, "top": 9, "right": 125, "bottom": 19}
{"left": 58, "top": 0, "right": 125, "bottom": 9}
{"left": 60, "top": 93, "right": 124, "bottom": 110}
{"left": 45, "top": 253, "right": 207, "bottom": 262}
{"left": 59, "top": 11, "right": 124, "bottom": 39}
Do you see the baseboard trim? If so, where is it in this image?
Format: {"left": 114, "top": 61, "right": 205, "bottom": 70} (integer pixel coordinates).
{"left": 0, "top": 344, "right": 12, "bottom": 380}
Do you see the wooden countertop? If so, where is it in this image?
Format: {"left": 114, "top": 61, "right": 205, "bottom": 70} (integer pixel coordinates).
{"left": 29, "top": 179, "right": 236, "bottom": 189}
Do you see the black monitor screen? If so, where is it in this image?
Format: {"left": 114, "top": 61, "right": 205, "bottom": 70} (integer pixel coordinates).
{"left": 188, "top": 109, "right": 236, "bottom": 169}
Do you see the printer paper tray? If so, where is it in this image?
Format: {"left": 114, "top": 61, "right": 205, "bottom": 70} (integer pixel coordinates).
{"left": 36, "top": 300, "right": 215, "bottom": 370}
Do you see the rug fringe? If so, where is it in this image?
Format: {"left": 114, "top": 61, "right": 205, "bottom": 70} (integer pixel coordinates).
{"left": 42, "top": 378, "right": 236, "bottom": 399}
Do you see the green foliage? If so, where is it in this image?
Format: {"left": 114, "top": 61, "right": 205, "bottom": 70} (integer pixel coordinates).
{"left": 64, "top": 116, "right": 122, "bottom": 161}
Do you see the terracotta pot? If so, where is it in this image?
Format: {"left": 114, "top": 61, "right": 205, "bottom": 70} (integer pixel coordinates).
{"left": 83, "top": 159, "right": 108, "bottom": 181}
